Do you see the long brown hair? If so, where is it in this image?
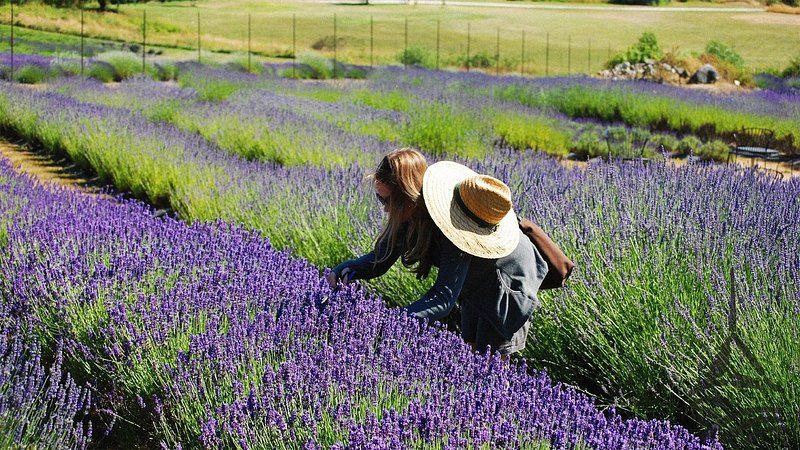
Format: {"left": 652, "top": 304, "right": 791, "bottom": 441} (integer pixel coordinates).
{"left": 373, "top": 148, "right": 437, "bottom": 278}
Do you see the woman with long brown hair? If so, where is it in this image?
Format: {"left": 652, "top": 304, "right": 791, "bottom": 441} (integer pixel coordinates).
{"left": 327, "top": 148, "right": 547, "bottom": 356}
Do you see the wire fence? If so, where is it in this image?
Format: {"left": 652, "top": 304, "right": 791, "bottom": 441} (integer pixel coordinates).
{"left": 2, "top": 3, "right": 621, "bottom": 79}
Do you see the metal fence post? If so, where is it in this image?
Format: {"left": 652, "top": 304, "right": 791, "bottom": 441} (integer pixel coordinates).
{"left": 81, "top": 6, "right": 85, "bottom": 76}
{"left": 545, "top": 31, "right": 549, "bottom": 76}
{"left": 197, "top": 11, "right": 201, "bottom": 63}
{"left": 292, "top": 14, "right": 296, "bottom": 78}
{"left": 466, "top": 22, "right": 470, "bottom": 72}
{"left": 142, "top": 10, "right": 147, "bottom": 74}
{"left": 404, "top": 17, "right": 408, "bottom": 69}
{"left": 436, "top": 19, "right": 440, "bottom": 71}
{"left": 9, "top": 0, "right": 14, "bottom": 81}
{"left": 333, "top": 13, "right": 337, "bottom": 78}
{"left": 495, "top": 27, "right": 500, "bottom": 75}
{"left": 370, "top": 15, "right": 374, "bottom": 69}
{"left": 567, "top": 35, "right": 571, "bottom": 75}
{"left": 520, "top": 29, "right": 525, "bottom": 76}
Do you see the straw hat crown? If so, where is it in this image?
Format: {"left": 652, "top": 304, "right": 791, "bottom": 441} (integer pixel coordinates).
{"left": 456, "top": 175, "right": 513, "bottom": 226}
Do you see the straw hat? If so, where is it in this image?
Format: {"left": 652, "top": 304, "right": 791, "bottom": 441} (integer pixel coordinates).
{"left": 423, "top": 161, "right": 519, "bottom": 259}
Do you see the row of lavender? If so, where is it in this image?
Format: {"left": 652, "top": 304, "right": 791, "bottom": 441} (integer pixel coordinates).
{"left": 1, "top": 68, "right": 798, "bottom": 448}
{"left": 13, "top": 55, "right": 800, "bottom": 162}
{"left": 0, "top": 161, "right": 723, "bottom": 448}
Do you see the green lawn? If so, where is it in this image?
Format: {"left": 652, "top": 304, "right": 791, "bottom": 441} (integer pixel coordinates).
{"left": 1, "top": 0, "right": 799, "bottom": 73}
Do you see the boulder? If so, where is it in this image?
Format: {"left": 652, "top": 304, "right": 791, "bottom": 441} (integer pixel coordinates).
{"left": 688, "top": 64, "right": 720, "bottom": 84}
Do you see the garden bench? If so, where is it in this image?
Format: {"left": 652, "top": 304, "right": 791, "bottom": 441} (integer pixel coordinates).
{"left": 728, "top": 128, "right": 782, "bottom": 163}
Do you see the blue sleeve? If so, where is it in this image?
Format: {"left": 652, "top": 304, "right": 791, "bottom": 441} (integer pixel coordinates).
{"left": 332, "top": 237, "right": 401, "bottom": 281}
{"left": 403, "top": 237, "right": 471, "bottom": 321}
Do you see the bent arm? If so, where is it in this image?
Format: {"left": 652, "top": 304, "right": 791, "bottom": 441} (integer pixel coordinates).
{"left": 404, "top": 238, "right": 471, "bottom": 321}
{"left": 332, "top": 237, "right": 401, "bottom": 281}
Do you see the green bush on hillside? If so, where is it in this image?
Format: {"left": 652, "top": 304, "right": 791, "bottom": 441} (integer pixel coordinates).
{"left": 705, "top": 41, "right": 745, "bottom": 69}
{"left": 783, "top": 56, "right": 800, "bottom": 78}
{"left": 310, "top": 35, "right": 348, "bottom": 51}
{"left": 398, "top": 47, "right": 434, "bottom": 69}
{"left": 607, "top": 32, "right": 663, "bottom": 67}
{"left": 455, "top": 51, "right": 496, "bottom": 70}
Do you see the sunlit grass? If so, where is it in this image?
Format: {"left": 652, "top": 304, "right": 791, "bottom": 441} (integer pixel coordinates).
{"left": 2, "top": 0, "right": 799, "bottom": 74}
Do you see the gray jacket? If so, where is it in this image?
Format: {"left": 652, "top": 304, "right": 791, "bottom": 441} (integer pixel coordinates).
{"left": 333, "top": 227, "right": 547, "bottom": 340}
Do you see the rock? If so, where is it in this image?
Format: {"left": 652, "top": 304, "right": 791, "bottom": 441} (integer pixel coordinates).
{"left": 600, "top": 60, "right": 678, "bottom": 83}
{"left": 688, "top": 64, "right": 720, "bottom": 84}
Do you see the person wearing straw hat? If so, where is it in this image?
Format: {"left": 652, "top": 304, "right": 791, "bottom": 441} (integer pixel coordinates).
{"left": 327, "top": 150, "right": 547, "bottom": 356}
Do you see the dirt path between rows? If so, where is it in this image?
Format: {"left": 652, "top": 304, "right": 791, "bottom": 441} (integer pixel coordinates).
{"left": 0, "top": 136, "right": 112, "bottom": 198}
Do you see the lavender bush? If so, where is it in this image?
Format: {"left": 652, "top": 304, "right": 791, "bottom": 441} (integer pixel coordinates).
{"left": 0, "top": 160, "right": 722, "bottom": 449}
{"left": 1, "top": 66, "right": 798, "bottom": 449}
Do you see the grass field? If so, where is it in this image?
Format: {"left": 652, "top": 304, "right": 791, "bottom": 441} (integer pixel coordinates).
{"left": 2, "top": 0, "right": 800, "bottom": 74}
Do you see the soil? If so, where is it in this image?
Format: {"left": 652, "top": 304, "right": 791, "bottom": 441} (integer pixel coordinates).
{"left": 0, "top": 137, "right": 112, "bottom": 198}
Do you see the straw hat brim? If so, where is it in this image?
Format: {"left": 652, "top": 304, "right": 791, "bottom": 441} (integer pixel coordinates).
{"left": 423, "top": 161, "right": 519, "bottom": 259}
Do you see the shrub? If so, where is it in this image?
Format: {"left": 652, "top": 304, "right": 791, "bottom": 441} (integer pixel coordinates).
{"left": 674, "top": 135, "right": 703, "bottom": 157}
{"left": 95, "top": 51, "right": 146, "bottom": 81}
{"left": 570, "top": 132, "right": 605, "bottom": 160}
{"left": 226, "top": 55, "right": 263, "bottom": 75}
{"left": 601, "top": 126, "right": 653, "bottom": 158}
{"left": 340, "top": 64, "right": 367, "bottom": 79}
{"left": 454, "top": 51, "right": 496, "bottom": 70}
{"left": 279, "top": 53, "right": 333, "bottom": 79}
{"left": 700, "top": 53, "right": 753, "bottom": 86}
{"left": 398, "top": 46, "right": 433, "bottom": 69}
{"left": 310, "top": 35, "right": 346, "bottom": 51}
{"left": 783, "top": 55, "right": 800, "bottom": 78}
{"left": 280, "top": 56, "right": 366, "bottom": 80}
{"left": 651, "top": 133, "right": 680, "bottom": 154}
{"left": 695, "top": 139, "right": 730, "bottom": 161}
{"left": 154, "top": 62, "right": 179, "bottom": 81}
{"left": 88, "top": 61, "right": 116, "bottom": 83}
{"left": 300, "top": 54, "right": 334, "bottom": 79}
{"left": 13, "top": 64, "right": 48, "bottom": 84}
{"left": 50, "top": 54, "right": 82, "bottom": 77}
{"left": 705, "top": 40, "right": 745, "bottom": 69}
{"left": 606, "top": 32, "right": 663, "bottom": 68}
{"left": 629, "top": 32, "right": 663, "bottom": 63}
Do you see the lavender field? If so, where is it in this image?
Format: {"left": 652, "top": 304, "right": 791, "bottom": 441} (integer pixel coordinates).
{"left": 0, "top": 56, "right": 798, "bottom": 449}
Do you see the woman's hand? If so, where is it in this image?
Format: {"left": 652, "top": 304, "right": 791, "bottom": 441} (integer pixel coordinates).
{"left": 325, "top": 270, "right": 339, "bottom": 289}
{"left": 326, "top": 268, "right": 356, "bottom": 289}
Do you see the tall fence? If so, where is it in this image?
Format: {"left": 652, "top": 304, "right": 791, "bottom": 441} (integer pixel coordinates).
{"left": 1, "top": 3, "right": 619, "bottom": 79}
